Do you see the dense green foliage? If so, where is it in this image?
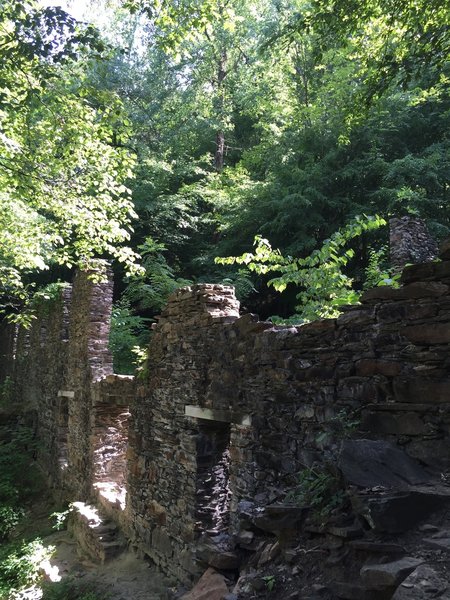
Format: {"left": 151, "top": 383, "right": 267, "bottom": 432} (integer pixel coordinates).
{"left": 217, "top": 215, "right": 388, "bottom": 321}
{"left": 40, "top": 579, "right": 106, "bottom": 600}
{"left": 0, "top": 0, "right": 140, "bottom": 318}
{"left": 109, "top": 0, "right": 449, "bottom": 283}
{"left": 0, "top": 423, "right": 50, "bottom": 598}
{"left": 1, "top": 0, "right": 449, "bottom": 358}
{"left": 0, "top": 538, "right": 53, "bottom": 597}
{"left": 0, "top": 427, "right": 44, "bottom": 540}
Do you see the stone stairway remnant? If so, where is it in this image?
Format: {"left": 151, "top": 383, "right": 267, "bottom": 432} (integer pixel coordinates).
{"left": 69, "top": 501, "right": 126, "bottom": 564}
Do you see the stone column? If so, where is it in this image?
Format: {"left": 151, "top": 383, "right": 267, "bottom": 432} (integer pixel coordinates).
{"left": 127, "top": 284, "right": 240, "bottom": 582}
{"left": 389, "top": 216, "right": 437, "bottom": 272}
{"left": 65, "top": 265, "right": 114, "bottom": 499}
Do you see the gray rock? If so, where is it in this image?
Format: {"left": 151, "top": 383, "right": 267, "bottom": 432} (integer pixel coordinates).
{"left": 332, "top": 581, "right": 382, "bottom": 599}
{"left": 349, "top": 540, "right": 405, "bottom": 554}
{"left": 392, "top": 565, "right": 450, "bottom": 599}
{"left": 339, "top": 439, "right": 431, "bottom": 488}
{"left": 181, "top": 567, "right": 229, "bottom": 600}
{"left": 360, "top": 557, "right": 424, "bottom": 588}
{"left": 196, "top": 536, "right": 239, "bottom": 570}
{"left": 423, "top": 535, "right": 450, "bottom": 553}
{"left": 327, "top": 522, "right": 364, "bottom": 539}
{"left": 257, "top": 541, "right": 281, "bottom": 567}
{"left": 251, "top": 504, "right": 308, "bottom": 534}
{"left": 236, "top": 530, "right": 254, "bottom": 547}
{"left": 352, "top": 487, "right": 450, "bottom": 533}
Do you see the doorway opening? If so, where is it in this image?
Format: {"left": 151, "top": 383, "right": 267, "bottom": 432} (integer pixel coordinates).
{"left": 195, "top": 420, "right": 231, "bottom": 536}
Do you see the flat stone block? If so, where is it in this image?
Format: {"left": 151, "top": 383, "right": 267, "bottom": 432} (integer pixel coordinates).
{"left": 402, "top": 323, "right": 450, "bottom": 344}
{"left": 360, "top": 557, "right": 424, "bottom": 588}
{"left": 393, "top": 377, "right": 450, "bottom": 403}
{"left": 392, "top": 565, "right": 450, "bottom": 599}
{"left": 185, "top": 405, "right": 251, "bottom": 426}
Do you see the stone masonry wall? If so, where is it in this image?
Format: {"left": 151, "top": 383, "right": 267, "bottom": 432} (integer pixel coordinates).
{"left": 64, "top": 268, "right": 114, "bottom": 498}
{"left": 128, "top": 241, "right": 450, "bottom": 583}
{"left": 11, "top": 287, "right": 72, "bottom": 487}
{"left": 1, "top": 239, "right": 450, "bottom": 586}
{"left": 127, "top": 285, "right": 240, "bottom": 581}
{"left": 0, "top": 321, "right": 16, "bottom": 386}
{"left": 1, "top": 268, "right": 117, "bottom": 499}
{"left": 91, "top": 373, "right": 135, "bottom": 526}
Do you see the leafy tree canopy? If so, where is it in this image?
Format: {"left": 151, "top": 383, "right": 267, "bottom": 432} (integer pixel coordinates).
{"left": 0, "top": 0, "right": 141, "bottom": 317}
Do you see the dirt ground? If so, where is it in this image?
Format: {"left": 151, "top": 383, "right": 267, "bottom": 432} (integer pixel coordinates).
{"left": 10, "top": 499, "right": 174, "bottom": 600}
{"left": 42, "top": 530, "right": 172, "bottom": 600}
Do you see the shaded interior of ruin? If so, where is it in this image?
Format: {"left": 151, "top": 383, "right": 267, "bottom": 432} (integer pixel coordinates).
{"left": 195, "top": 420, "right": 231, "bottom": 536}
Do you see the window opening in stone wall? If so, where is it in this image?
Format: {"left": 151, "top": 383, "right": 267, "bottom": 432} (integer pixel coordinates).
{"left": 195, "top": 420, "right": 231, "bottom": 536}
{"left": 92, "top": 402, "right": 130, "bottom": 510}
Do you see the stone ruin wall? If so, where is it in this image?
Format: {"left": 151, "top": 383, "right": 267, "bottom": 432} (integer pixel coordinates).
{"left": 0, "top": 269, "right": 132, "bottom": 500}
{"left": 11, "top": 286, "right": 72, "bottom": 486}
{"left": 64, "top": 268, "right": 115, "bottom": 498}
{"left": 0, "top": 232, "right": 450, "bottom": 584}
{"left": 127, "top": 240, "right": 450, "bottom": 581}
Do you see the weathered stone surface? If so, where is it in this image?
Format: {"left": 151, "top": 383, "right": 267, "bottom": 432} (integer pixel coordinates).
{"left": 69, "top": 502, "right": 125, "bottom": 564}
{"left": 434, "top": 261, "right": 450, "bottom": 280}
{"left": 352, "top": 488, "right": 450, "bottom": 533}
{"left": 400, "top": 262, "right": 436, "bottom": 284}
{"left": 361, "top": 286, "right": 403, "bottom": 303}
{"left": 362, "top": 281, "right": 449, "bottom": 304}
{"left": 423, "top": 533, "right": 450, "bottom": 553}
{"left": 4, "top": 239, "right": 450, "bottom": 587}
{"left": 399, "top": 281, "right": 449, "bottom": 298}
{"left": 390, "top": 216, "right": 437, "bottom": 272}
{"left": 257, "top": 541, "right": 281, "bottom": 566}
{"left": 327, "top": 522, "right": 363, "bottom": 539}
{"left": 181, "top": 568, "right": 229, "bottom": 600}
{"left": 355, "top": 359, "right": 401, "bottom": 377}
{"left": 391, "top": 565, "right": 450, "bottom": 599}
{"left": 339, "top": 440, "right": 431, "bottom": 488}
{"left": 402, "top": 323, "right": 450, "bottom": 344}
{"left": 349, "top": 541, "right": 405, "bottom": 554}
{"left": 393, "top": 377, "right": 450, "bottom": 403}
{"left": 406, "top": 439, "right": 450, "bottom": 469}
{"left": 332, "top": 581, "right": 385, "bottom": 600}
{"left": 361, "top": 411, "right": 427, "bottom": 436}
{"left": 251, "top": 505, "right": 308, "bottom": 534}
{"left": 196, "top": 536, "right": 239, "bottom": 570}
{"left": 360, "top": 557, "right": 423, "bottom": 588}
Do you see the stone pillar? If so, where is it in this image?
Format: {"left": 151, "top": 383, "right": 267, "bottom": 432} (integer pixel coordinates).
{"left": 65, "top": 265, "right": 114, "bottom": 499}
{"left": 127, "top": 284, "right": 240, "bottom": 582}
{"left": 389, "top": 216, "right": 437, "bottom": 272}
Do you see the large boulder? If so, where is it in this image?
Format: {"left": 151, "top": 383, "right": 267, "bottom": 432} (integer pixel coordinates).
{"left": 392, "top": 565, "right": 450, "bottom": 599}
{"left": 181, "top": 568, "right": 229, "bottom": 600}
{"left": 338, "top": 440, "right": 431, "bottom": 489}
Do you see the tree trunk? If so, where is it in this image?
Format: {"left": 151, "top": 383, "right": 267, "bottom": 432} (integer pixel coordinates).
{"left": 215, "top": 130, "right": 225, "bottom": 173}
{"left": 214, "top": 50, "right": 227, "bottom": 173}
